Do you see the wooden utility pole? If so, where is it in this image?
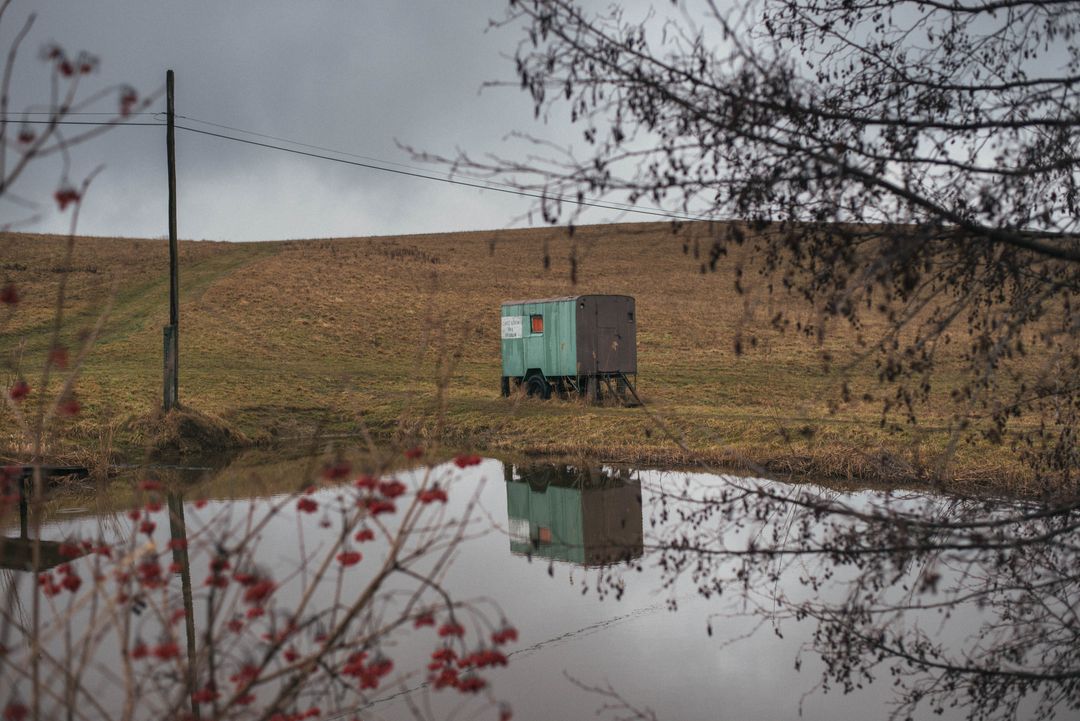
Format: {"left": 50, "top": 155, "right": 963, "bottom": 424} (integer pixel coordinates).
{"left": 163, "top": 69, "right": 179, "bottom": 411}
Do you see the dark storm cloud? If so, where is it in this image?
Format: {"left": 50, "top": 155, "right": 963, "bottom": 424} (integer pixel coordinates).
{"left": 2, "top": 0, "right": 641, "bottom": 241}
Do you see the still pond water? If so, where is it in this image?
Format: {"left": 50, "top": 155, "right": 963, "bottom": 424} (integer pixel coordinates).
{"left": 2, "top": 453, "right": 1073, "bottom": 721}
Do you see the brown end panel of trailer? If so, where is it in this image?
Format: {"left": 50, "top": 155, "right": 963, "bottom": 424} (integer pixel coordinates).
{"left": 580, "top": 480, "right": 644, "bottom": 565}
{"left": 575, "top": 295, "right": 637, "bottom": 375}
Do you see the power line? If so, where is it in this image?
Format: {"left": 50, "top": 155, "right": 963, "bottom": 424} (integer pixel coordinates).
{"left": 171, "top": 112, "right": 669, "bottom": 215}
{"left": 3, "top": 114, "right": 712, "bottom": 223}
{"left": 173, "top": 124, "right": 708, "bottom": 223}
{"left": 0, "top": 112, "right": 161, "bottom": 117}
{"left": 4, "top": 119, "right": 163, "bottom": 126}
{"left": 174, "top": 114, "right": 444, "bottom": 175}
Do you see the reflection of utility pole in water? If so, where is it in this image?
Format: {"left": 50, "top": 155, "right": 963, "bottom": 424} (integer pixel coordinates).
{"left": 503, "top": 463, "right": 644, "bottom": 566}
{"left": 167, "top": 491, "right": 200, "bottom": 720}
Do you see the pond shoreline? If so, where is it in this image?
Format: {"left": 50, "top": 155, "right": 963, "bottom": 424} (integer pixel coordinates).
{"left": 7, "top": 412, "right": 1043, "bottom": 501}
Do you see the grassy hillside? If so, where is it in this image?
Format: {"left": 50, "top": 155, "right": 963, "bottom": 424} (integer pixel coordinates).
{"left": 0, "top": 223, "right": 1037, "bottom": 491}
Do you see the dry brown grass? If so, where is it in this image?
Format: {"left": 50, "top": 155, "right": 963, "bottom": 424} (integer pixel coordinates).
{"left": 0, "top": 223, "right": 1043, "bottom": 492}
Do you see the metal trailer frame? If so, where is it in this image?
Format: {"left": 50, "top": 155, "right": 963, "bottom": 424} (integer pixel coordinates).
{"left": 499, "top": 294, "right": 638, "bottom": 404}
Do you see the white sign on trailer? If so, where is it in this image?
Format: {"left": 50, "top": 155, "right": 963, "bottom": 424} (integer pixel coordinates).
{"left": 501, "top": 316, "right": 523, "bottom": 339}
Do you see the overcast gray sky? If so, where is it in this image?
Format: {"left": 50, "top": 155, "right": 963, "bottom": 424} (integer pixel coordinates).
{"left": 2, "top": 0, "right": 660, "bottom": 241}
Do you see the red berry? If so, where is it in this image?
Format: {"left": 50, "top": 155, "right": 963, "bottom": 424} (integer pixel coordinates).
{"left": 152, "top": 641, "right": 180, "bottom": 660}
{"left": 242, "top": 578, "right": 275, "bottom": 605}
{"left": 8, "top": 381, "right": 29, "bottom": 402}
{"left": 1, "top": 283, "right": 19, "bottom": 305}
{"left": 3, "top": 703, "right": 28, "bottom": 721}
{"left": 321, "top": 461, "right": 351, "bottom": 480}
{"left": 119, "top": 86, "right": 138, "bottom": 117}
{"left": 453, "top": 454, "right": 482, "bottom": 468}
{"left": 336, "top": 550, "right": 362, "bottom": 567}
{"left": 492, "top": 625, "right": 519, "bottom": 645}
{"left": 54, "top": 186, "right": 81, "bottom": 210}
{"left": 378, "top": 480, "right": 406, "bottom": 498}
{"left": 418, "top": 486, "right": 448, "bottom": 504}
{"left": 58, "top": 397, "right": 80, "bottom": 417}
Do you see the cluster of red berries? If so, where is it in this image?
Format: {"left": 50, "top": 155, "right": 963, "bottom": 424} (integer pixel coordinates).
{"left": 3, "top": 702, "right": 28, "bottom": 721}
{"left": 119, "top": 86, "right": 139, "bottom": 117}
{"left": 422, "top": 618, "right": 518, "bottom": 695}
{"left": 453, "top": 453, "right": 483, "bottom": 468}
{"left": 136, "top": 557, "right": 164, "bottom": 589}
{"left": 456, "top": 647, "right": 509, "bottom": 670}
{"left": 418, "top": 484, "right": 448, "bottom": 504}
{"left": 205, "top": 554, "right": 231, "bottom": 589}
{"left": 490, "top": 624, "right": 519, "bottom": 645}
{"left": 353, "top": 475, "right": 401, "bottom": 515}
{"left": 131, "top": 639, "right": 181, "bottom": 661}
{"left": 8, "top": 381, "right": 29, "bottom": 403}
{"left": 230, "top": 664, "right": 260, "bottom": 686}
{"left": 427, "top": 648, "right": 488, "bottom": 693}
{"left": 336, "top": 550, "right": 362, "bottom": 567}
{"left": 321, "top": 461, "right": 352, "bottom": 480}
{"left": 54, "top": 186, "right": 81, "bottom": 211}
{"left": 303, "top": 457, "right": 459, "bottom": 523}
{"left": 237, "top": 572, "right": 276, "bottom": 605}
{"left": 38, "top": 564, "right": 81, "bottom": 597}
{"left": 57, "top": 539, "right": 95, "bottom": 560}
{"left": 341, "top": 651, "right": 394, "bottom": 690}
{"left": 42, "top": 46, "right": 97, "bottom": 77}
{"left": 58, "top": 395, "right": 80, "bottom": 417}
{"left": 0, "top": 283, "right": 17, "bottom": 305}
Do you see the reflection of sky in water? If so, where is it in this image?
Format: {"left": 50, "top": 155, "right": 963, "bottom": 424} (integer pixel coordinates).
{"left": 1, "top": 458, "right": 1034, "bottom": 720}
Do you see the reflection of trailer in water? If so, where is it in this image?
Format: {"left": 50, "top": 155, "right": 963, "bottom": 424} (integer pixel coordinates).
{"left": 503, "top": 463, "right": 643, "bottom": 566}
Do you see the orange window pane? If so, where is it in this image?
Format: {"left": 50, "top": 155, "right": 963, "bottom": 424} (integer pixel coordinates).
{"left": 531, "top": 315, "right": 544, "bottom": 333}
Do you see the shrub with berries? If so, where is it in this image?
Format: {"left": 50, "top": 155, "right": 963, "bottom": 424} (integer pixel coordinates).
{"left": 2, "top": 451, "right": 515, "bottom": 720}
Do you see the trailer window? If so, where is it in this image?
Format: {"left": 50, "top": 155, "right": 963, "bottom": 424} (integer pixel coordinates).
{"left": 530, "top": 314, "right": 544, "bottom": 334}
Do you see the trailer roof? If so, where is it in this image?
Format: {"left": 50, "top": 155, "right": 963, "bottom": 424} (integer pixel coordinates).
{"left": 500, "top": 294, "right": 634, "bottom": 306}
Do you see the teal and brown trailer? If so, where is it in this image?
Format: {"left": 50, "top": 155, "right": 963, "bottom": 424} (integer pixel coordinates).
{"left": 500, "top": 294, "right": 636, "bottom": 402}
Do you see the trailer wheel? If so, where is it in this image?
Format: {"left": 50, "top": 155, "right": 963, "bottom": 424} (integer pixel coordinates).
{"left": 524, "top": 373, "right": 552, "bottom": 400}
